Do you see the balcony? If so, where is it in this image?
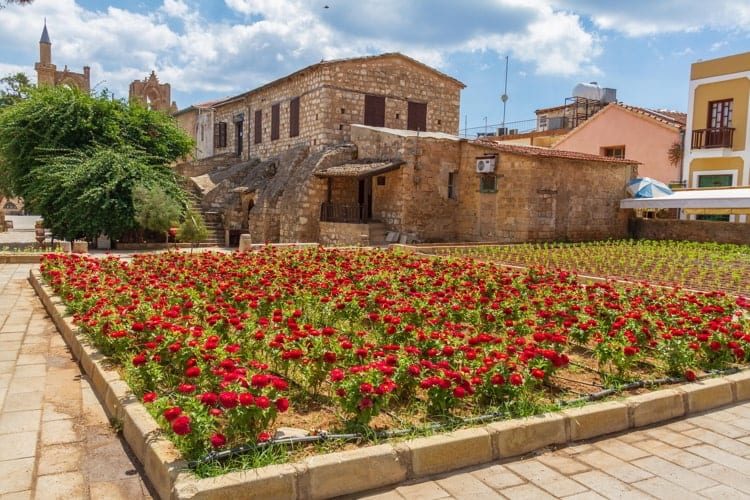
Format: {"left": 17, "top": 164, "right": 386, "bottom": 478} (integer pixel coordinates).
{"left": 320, "top": 202, "right": 369, "bottom": 224}
{"left": 691, "top": 127, "right": 734, "bottom": 149}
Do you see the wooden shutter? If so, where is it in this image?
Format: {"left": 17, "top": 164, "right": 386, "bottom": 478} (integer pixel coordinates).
{"left": 407, "top": 101, "right": 427, "bottom": 131}
{"left": 289, "top": 97, "right": 300, "bottom": 138}
{"left": 214, "top": 122, "right": 227, "bottom": 148}
{"left": 364, "top": 95, "right": 385, "bottom": 127}
{"left": 271, "top": 103, "right": 280, "bottom": 141}
{"left": 254, "top": 110, "right": 262, "bottom": 144}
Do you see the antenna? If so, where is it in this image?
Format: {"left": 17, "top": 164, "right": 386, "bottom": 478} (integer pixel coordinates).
{"left": 500, "top": 55, "right": 509, "bottom": 129}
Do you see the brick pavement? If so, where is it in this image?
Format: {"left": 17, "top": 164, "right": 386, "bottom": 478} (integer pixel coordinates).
{"left": 0, "top": 263, "right": 154, "bottom": 499}
{"left": 351, "top": 401, "right": 750, "bottom": 499}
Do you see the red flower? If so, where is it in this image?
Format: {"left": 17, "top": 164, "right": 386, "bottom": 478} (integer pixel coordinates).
{"left": 359, "top": 383, "right": 373, "bottom": 394}
{"left": 163, "top": 406, "right": 182, "bottom": 422}
{"left": 132, "top": 353, "right": 147, "bottom": 367}
{"left": 330, "top": 368, "right": 345, "bottom": 382}
{"left": 531, "top": 368, "right": 545, "bottom": 380}
{"left": 509, "top": 373, "right": 524, "bottom": 386}
{"left": 185, "top": 366, "right": 201, "bottom": 377}
{"left": 275, "top": 398, "right": 289, "bottom": 412}
{"left": 255, "top": 396, "right": 270, "bottom": 408}
{"left": 685, "top": 370, "right": 697, "bottom": 382}
{"left": 198, "top": 392, "right": 218, "bottom": 406}
{"left": 490, "top": 374, "right": 505, "bottom": 385}
{"left": 453, "top": 386, "right": 466, "bottom": 398}
{"left": 178, "top": 384, "right": 196, "bottom": 394}
{"left": 142, "top": 392, "right": 157, "bottom": 403}
{"left": 358, "top": 397, "right": 373, "bottom": 410}
{"left": 219, "top": 391, "right": 239, "bottom": 409}
{"left": 257, "top": 432, "right": 272, "bottom": 443}
{"left": 210, "top": 433, "right": 227, "bottom": 448}
{"left": 171, "top": 415, "right": 191, "bottom": 435}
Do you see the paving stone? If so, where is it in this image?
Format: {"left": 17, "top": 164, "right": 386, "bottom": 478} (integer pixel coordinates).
{"left": 631, "top": 476, "right": 705, "bottom": 500}
{"left": 15, "top": 354, "right": 46, "bottom": 365}
{"left": 0, "top": 409, "right": 41, "bottom": 434}
{"left": 571, "top": 470, "right": 652, "bottom": 499}
{"left": 575, "top": 450, "right": 654, "bottom": 483}
{"left": 499, "top": 482, "right": 558, "bottom": 499}
{"left": 505, "top": 459, "right": 589, "bottom": 497}
{"left": 0, "top": 457, "right": 34, "bottom": 495}
{"left": 536, "top": 452, "right": 591, "bottom": 475}
{"left": 686, "top": 444, "right": 750, "bottom": 475}
{"left": 562, "top": 492, "right": 607, "bottom": 500}
{"left": 470, "top": 463, "right": 526, "bottom": 490}
{"left": 2, "top": 390, "right": 44, "bottom": 412}
{"left": 89, "top": 479, "right": 152, "bottom": 500}
{"left": 642, "top": 427, "right": 702, "bottom": 448}
{"left": 394, "top": 481, "right": 451, "bottom": 500}
{"left": 7, "top": 376, "right": 46, "bottom": 394}
{"left": 594, "top": 437, "right": 651, "bottom": 461}
{"left": 37, "top": 443, "right": 82, "bottom": 475}
{"left": 41, "top": 418, "right": 82, "bottom": 446}
{"left": 684, "top": 421, "right": 750, "bottom": 444}
{"left": 435, "top": 471, "right": 502, "bottom": 498}
{"left": 631, "top": 438, "right": 710, "bottom": 469}
{"left": 0, "top": 431, "right": 37, "bottom": 460}
{"left": 34, "top": 471, "right": 86, "bottom": 499}
{"left": 699, "top": 484, "right": 750, "bottom": 499}
{"left": 631, "top": 455, "right": 718, "bottom": 491}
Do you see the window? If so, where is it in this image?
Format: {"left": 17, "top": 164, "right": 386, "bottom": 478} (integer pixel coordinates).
{"left": 235, "top": 120, "right": 243, "bottom": 157}
{"left": 214, "top": 122, "right": 227, "bottom": 148}
{"left": 696, "top": 173, "right": 732, "bottom": 221}
{"left": 271, "top": 103, "right": 280, "bottom": 141}
{"left": 289, "top": 97, "right": 300, "bottom": 138}
{"left": 376, "top": 176, "right": 386, "bottom": 186}
{"left": 708, "top": 99, "right": 733, "bottom": 129}
{"left": 479, "top": 174, "right": 497, "bottom": 193}
{"left": 602, "top": 146, "right": 625, "bottom": 159}
{"left": 364, "top": 94, "right": 385, "bottom": 126}
{"left": 254, "top": 110, "right": 262, "bottom": 144}
{"left": 447, "top": 172, "right": 457, "bottom": 200}
{"left": 407, "top": 101, "right": 427, "bottom": 132}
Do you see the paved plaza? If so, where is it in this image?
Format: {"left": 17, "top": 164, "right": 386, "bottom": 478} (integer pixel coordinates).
{"left": 1, "top": 259, "right": 750, "bottom": 499}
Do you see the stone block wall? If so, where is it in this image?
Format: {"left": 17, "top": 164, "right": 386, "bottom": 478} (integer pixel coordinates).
{"left": 192, "top": 54, "right": 463, "bottom": 161}
{"left": 631, "top": 218, "right": 750, "bottom": 244}
{"left": 319, "top": 221, "right": 370, "bottom": 246}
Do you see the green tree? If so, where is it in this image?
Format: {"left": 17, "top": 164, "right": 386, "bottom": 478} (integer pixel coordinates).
{"left": 0, "top": 73, "right": 31, "bottom": 108}
{"left": 0, "top": 0, "right": 34, "bottom": 7}
{"left": 27, "top": 145, "right": 189, "bottom": 241}
{"left": 0, "top": 85, "right": 194, "bottom": 240}
{"left": 176, "top": 208, "right": 209, "bottom": 250}
{"left": 133, "top": 184, "right": 182, "bottom": 241}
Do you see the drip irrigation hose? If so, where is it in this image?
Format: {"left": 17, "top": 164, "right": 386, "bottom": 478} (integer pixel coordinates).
{"left": 187, "top": 366, "right": 745, "bottom": 469}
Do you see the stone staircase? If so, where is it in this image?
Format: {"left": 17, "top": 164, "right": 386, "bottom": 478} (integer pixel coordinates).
{"left": 368, "top": 222, "right": 387, "bottom": 246}
{"left": 200, "top": 210, "right": 224, "bottom": 246}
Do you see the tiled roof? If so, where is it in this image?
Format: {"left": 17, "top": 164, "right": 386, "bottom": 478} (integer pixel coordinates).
{"left": 475, "top": 140, "right": 640, "bottom": 164}
{"left": 314, "top": 159, "right": 405, "bottom": 178}
{"left": 617, "top": 104, "right": 686, "bottom": 128}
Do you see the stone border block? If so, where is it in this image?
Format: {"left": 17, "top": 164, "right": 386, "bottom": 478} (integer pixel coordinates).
{"left": 726, "top": 370, "right": 750, "bottom": 402}
{"left": 562, "top": 400, "right": 630, "bottom": 441}
{"left": 407, "top": 427, "right": 493, "bottom": 477}
{"left": 677, "top": 377, "right": 734, "bottom": 413}
{"left": 172, "top": 464, "right": 301, "bottom": 500}
{"left": 628, "top": 389, "right": 685, "bottom": 428}
{"left": 489, "top": 412, "right": 567, "bottom": 458}
{"left": 303, "top": 444, "right": 406, "bottom": 499}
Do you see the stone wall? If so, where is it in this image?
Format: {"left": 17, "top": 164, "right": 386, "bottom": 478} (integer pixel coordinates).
{"left": 319, "top": 221, "right": 369, "bottom": 246}
{"left": 189, "top": 54, "right": 462, "bottom": 161}
{"left": 630, "top": 218, "right": 750, "bottom": 244}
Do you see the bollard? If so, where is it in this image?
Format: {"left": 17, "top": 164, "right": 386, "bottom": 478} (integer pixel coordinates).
{"left": 72, "top": 240, "right": 88, "bottom": 253}
{"left": 238, "top": 234, "right": 253, "bottom": 252}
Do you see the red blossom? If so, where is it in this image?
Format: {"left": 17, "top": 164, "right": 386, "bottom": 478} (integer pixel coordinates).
{"left": 171, "top": 415, "right": 191, "bottom": 435}
{"left": 210, "top": 433, "right": 227, "bottom": 448}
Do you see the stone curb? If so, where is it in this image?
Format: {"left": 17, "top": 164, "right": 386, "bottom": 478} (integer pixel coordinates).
{"left": 0, "top": 253, "right": 44, "bottom": 264}
{"left": 28, "top": 269, "right": 750, "bottom": 499}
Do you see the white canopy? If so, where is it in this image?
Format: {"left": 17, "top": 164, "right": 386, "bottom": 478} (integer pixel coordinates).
{"left": 620, "top": 187, "right": 750, "bottom": 215}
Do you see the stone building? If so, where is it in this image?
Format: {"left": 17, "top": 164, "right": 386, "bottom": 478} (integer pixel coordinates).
{"left": 129, "top": 71, "right": 177, "bottom": 112}
{"left": 174, "top": 53, "right": 465, "bottom": 160}
{"left": 34, "top": 22, "right": 90, "bottom": 91}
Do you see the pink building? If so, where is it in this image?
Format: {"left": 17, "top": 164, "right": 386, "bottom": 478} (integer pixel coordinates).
{"left": 553, "top": 103, "right": 685, "bottom": 183}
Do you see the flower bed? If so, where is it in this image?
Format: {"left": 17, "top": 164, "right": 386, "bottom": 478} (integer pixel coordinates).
{"left": 39, "top": 246, "right": 750, "bottom": 466}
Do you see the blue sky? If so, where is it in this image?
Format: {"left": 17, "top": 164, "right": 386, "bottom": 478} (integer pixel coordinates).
{"left": 1, "top": 0, "right": 750, "bottom": 136}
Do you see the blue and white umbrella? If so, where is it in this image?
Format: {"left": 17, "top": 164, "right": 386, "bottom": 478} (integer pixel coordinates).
{"left": 626, "top": 177, "right": 673, "bottom": 198}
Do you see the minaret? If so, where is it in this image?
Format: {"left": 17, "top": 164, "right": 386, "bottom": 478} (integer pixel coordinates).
{"left": 34, "top": 20, "right": 56, "bottom": 87}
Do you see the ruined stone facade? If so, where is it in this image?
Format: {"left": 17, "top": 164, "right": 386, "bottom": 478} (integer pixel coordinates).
{"left": 174, "top": 53, "right": 464, "bottom": 161}
{"left": 129, "top": 71, "right": 177, "bottom": 112}
{"left": 34, "top": 23, "right": 90, "bottom": 92}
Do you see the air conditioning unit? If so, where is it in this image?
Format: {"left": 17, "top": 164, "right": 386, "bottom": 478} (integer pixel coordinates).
{"left": 476, "top": 156, "right": 496, "bottom": 173}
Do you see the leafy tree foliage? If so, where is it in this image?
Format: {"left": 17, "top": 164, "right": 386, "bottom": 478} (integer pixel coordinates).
{"left": 177, "top": 208, "right": 209, "bottom": 249}
{"left": 0, "top": 85, "right": 194, "bottom": 241}
{"left": 0, "top": 73, "right": 31, "bottom": 108}
{"left": 27, "top": 145, "right": 189, "bottom": 241}
{"left": 133, "top": 184, "right": 182, "bottom": 237}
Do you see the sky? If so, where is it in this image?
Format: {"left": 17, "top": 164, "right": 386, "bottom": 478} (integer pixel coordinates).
{"left": 1, "top": 0, "right": 750, "bottom": 136}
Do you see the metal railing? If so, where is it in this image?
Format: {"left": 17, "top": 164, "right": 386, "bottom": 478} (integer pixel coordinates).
{"left": 691, "top": 127, "right": 734, "bottom": 149}
{"left": 320, "top": 202, "right": 368, "bottom": 223}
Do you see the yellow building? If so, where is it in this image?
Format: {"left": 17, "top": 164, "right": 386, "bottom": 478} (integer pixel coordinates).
{"left": 684, "top": 51, "right": 750, "bottom": 222}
